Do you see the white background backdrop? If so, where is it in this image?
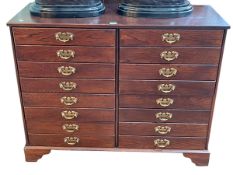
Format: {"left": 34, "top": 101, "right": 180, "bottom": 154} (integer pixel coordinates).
{"left": 0, "top": 0, "right": 232, "bottom": 174}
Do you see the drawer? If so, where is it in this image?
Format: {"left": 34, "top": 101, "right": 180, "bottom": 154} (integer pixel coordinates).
{"left": 119, "top": 95, "right": 212, "bottom": 110}
{"left": 20, "top": 78, "right": 115, "bottom": 94}
{"left": 120, "top": 47, "right": 221, "bottom": 64}
{"left": 16, "top": 46, "right": 115, "bottom": 63}
{"left": 119, "top": 123, "right": 208, "bottom": 137}
{"left": 119, "top": 109, "right": 211, "bottom": 123}
{"left": 120, "top": 80, "right": 215, "bottom": 96}
{"left": 29, "top": 134, "right": 115, "bottom": 148}
{"left": 22, "top": 93, "right": 115, "bottom": 108}
{"left": 24, "top": 107, "right": 115, "bottom": 122}
{"left": 120, "top": 64, "right": 218, "bottom": 81}
{"left": 18, "top": 62, "right": 115, "bottom": 79}
{"left": 119, "top": 136, "right": 206, "bottom": 150}
{"left": 120, "top": 29, "right": 223, "bottom": 47}
{"left": 13, "top": 28, "right": 115, "bottom": 46}
{"left": 27, "top": 121, "right": 115, "bottom": 135}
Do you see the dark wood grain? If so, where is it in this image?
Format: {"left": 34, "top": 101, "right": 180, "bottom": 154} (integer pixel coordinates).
{"left": 18, "top": 62, "right": 115, "bottom": 79}
{"left": 7, "top": 4, "right": 230, "bottom": 29}
{"left": 119, "top": 109, "right": 211, "bottom": 123}
{"left": 119, "top": 123, "right": 208, "bottom": 137}
{"left": 24, "top": 107, "right": 115, "bottom": 122}
{"left": 16, "top": 46, "right": 115, "bottom": 63}
{"left": 183, "top": 152, "right": 210, "bottom": 166}
{"left": 20, "top": 78, "right": 115, "bottom": 93}
{"left": 120, "top": 47, "right": 221, "bottom": 64}
{"left": 119, "top": 80, "right": 215, "bottom": 95}
{"left": 29, "top": 134, "right": 115, "bottom": 147}
{"left": 120, "top": 64, "right": 218, "bottom": 80}
{"left": 27, "top": 121, "right": 115, "bottom": 135}
{"left": 24, "top": 147, "right": 51, "bottom": 162}
{"left": 120, "top": 29, "right": 223, "bottom": 47}
{"left": 22, "top": 93, "right": 115, "bottom": 108}
{"left": 119, "top": 95, "right": 212, "bottom": 110}
{"left": 119, "top": 136, "right": 206, "bottom": 150}
{"left": 13, "top": 28, "right": 115, "bottom": 46}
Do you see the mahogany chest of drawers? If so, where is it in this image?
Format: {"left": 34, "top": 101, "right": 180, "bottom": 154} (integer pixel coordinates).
{"left": 8, "top": 1, "right": 229, "bottom": 166}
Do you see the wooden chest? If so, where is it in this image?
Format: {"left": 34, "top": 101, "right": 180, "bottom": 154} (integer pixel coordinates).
{"left": 8, "top": 1, "right": 229, "bottom": 166}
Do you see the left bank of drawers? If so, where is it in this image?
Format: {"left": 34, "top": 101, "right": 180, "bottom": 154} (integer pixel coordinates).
{"left": 13, "top": 27, "right": 116, "bottom": 148}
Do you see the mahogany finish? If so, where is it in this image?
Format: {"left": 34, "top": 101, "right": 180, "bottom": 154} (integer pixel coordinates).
{"left": 120, "top": 64, "right": 218, "bottom": 80}
{"left": 16, "top": 46, "right": 115, "bottom": 63}
{"left": 119, "top": 136, "right": 206, "bottom": 150}
{"left": 119, "top": 123, "right": 208, "bottom": 137}
{"left": 13, "top": 28, "right": 115, "bottom": 46}
{"left": 20, "top": 78, "right": 115, "bottom": 93}
{"left": 29, "top": 134, "right": 115, "bottom": 147}
{"left": 22, "top": 93, "right": 115, "bottom": 108}
{"left": 119, "top": 95, "right": 212, "bottom": 110}
{"left": 119, "top": 109, "right": 211, "bottom": 123}
{"left": 24, "top": 107, "right": 115, "bottom": 122}
{"left": 120, "top": 47, "right": 221, "bottom": 64}
{"left": 18, "top": 62, "right": 115, "bottom": 79}
{"left": 8, "top": 0, "right": 229, "bottom": 165}
{"left": 120, "top": 80, "right": 215, "bottom": 95}
{"left": 120, "top": 29, "right": 223, "bottom": 47}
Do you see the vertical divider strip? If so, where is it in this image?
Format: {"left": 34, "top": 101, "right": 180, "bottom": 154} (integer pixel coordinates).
{"left": 115, "top": 28, "right": 120, "bottom": 147}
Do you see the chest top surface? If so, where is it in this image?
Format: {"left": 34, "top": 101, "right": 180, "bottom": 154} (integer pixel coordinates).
{"left": 8, "top": 1, "right": 229, "bottom": 29}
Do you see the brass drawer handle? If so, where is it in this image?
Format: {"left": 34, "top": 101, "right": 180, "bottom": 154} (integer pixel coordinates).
{"left": 160, "top": 51, "right": 179, "bottom": 61}
{"left": 59, "top": 82, "right": 77, "bottom": 91}
{"left": 55, "top": 32, "right": 74, "bottom": 43}
{"left": 156, "top": 98, "right": 174, "bottom": 107}
{"left": 64, "top": 137, "right": 79, "bottom": 146}
{"left": 159, "top": 68, "right": 177, "bottom": 78}
{"left": 154, "top": 139, "right": 170, "bottom": 148}
{"left": 61, "top": 96, "right": 78, "bottom": 106}
{"left": 61, "top": 111, "right": 79, "bottom": 120}
{"left": 154, "top": 126, "right": 171, "bottom": 135}
{"left": 155, "top": 112, "right": 173, "bottom": 122}
{"left": 58, "top": 66, "right": 76, "bottom": 76}
{"left": 162, "top": 33, "right": 180, "bottom": 44}
{"left": 158, "top": 84, "right": 176, "bottom": 93}
{"left": 62, "top": 124, "right": 79, "bottom": 133}
{"left": 57, "top": 49, "right": 75, "bottom": 60}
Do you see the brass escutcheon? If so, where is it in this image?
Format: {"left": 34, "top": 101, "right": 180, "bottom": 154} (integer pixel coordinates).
{"left": 61, "top": 111, "right": 79, "bottom": 120}
{"left": 60, "top": 96, "right": 78, "bottom": 106}
{"left": 160, "top": 51, "right": 179, "bottom": 61}
{"left": 59, "top": 82, "right": 77, "bottom": 91}
{"left": 57, "top": 66, "right": 76, "bottom": 76}
{"left": 57, "top": 49, "right": 75, "bottom": 60}
{"left": 159, "top": 68, "right": 177, "bottom": 78}
{"left": 155, "top": 112, "right": 173, "bottom": 122}
{"left": 154, "top": 126, "right": 172, "bottom": 135}
{"left": 162, "top": 33, "right": 180, "bottom": 44}
{"left": 154, "top": 139, "right": 170, "bottom": 148}
{"left": 158, "top": 84, "right": 176, "bottom": 93}
{"left": 64, "top": 137, "right": 79, "bottom": 145}
{"left": 156, "top": 98, "right": 174, "bottom": 107}
{"left": 55, "top": 32, "right": 74, "bottom": 43}
{"left": 62, "top": 124, "right": 79, "bottom": 133}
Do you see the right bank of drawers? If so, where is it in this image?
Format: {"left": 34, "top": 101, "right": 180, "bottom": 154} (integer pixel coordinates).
{"left": 119, "top": 29, "right": 223, "bottom": 150}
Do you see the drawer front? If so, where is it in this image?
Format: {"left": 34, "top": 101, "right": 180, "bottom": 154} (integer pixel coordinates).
{"left": 120, "top": 29, "right": 223, "bottom": 47}
{"left": 16, "top": 46, "right": 115, "bottom": 63}
{"left": 29, "top": 134, "right": 115, "bottom": 148}
{"left": 20, "top": 78, "right": 115, "bottom": 94}
{"left": 18, "top": 62, "right": 115, "bottom": 79}
{"left": 120, "top": 64, "right": 218, "bottom": 81}
{"left": 119, "top": 109, "right": 211, "bottom": 123}
{"left": 119, "top": 123, "right": 208, "bottom": 137}
{"left": 24, "top": 107, "right": 115, "bottom": 122}
{"left": 13, "top": 28, "right": 115, "bottom": 46}
{"left": 22, "top": 93, "right": 115, "bottom": 108}
{"left": 119, "top": 136, "right": 206, "bottom": 150}
{"left": 120, "top": 47, "right": 221, "bottom": 64}
{"left": 120, "top": 80, "right": 215, "bottom": 96}
{"left": 119, "top": 95, "right": 212, "bottom": 110}
{"left": 27, "top": 121, "right": 115, "bottom": 135}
